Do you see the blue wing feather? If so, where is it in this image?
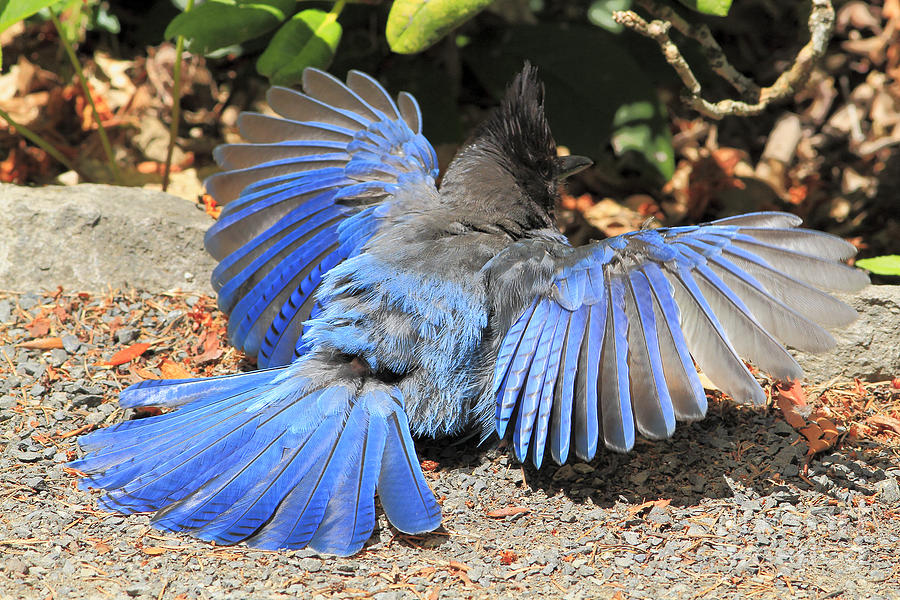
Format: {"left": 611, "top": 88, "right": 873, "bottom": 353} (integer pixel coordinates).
{"left": 513, "top": 302, "right": 563, "bottom": 463}
{"left": 624, "top": 270, "right": 675, "bottom": 439}
{"left": 205, "top": 68, "right": 439, "bottom": 366}
{"left": 572, "top": 301, "right": 605, "bottom": 461}
{"left": 642, "top": 264, "right": 707, "bottom": 421}
{"left": 599, "top": 275, "right": 635, "bottom": 452}
{"left": 496, "top": 299, "right": 549, "bottom": 437}
{"left": 529, "top": 304, "right": 567, "bottom": 468}
{"left": 549, "top": 308, "right": 587, "bottom": 464}
{"left": 377, "top": 396, "right": 442, "bottom": 534}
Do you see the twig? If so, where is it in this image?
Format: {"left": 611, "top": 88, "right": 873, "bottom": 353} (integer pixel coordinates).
{"left": 634, "top": 0, "right": 759, "bottom": 97}
{"left": 614, "top": 0, "right": 836, "bottom": 119}
{"left": 50, "top": 10, "right": 122, "bottom": 183}
{"left": 163, "top": 0, "right": 196, "bottom": 192}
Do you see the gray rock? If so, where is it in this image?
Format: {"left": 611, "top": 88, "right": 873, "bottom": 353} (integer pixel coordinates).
{"left": 874, "top": 477, "right": 900, "bottom": 505}
{"left": 16, "top": 450, "right": 42, "bottom": 463}
{"left": 48, "top": 348, "right": 68, "bottom": 366}
{"left": 794, "top": 285, "right": 900, "bottom": 382}
{"left": 4, "top": 557, "right": 28, "bottom": 575}
{"left": 297, "top": 557, "right": 322, "bottom": 572}
{"left": 0, "top": 183, "right": 215, "bottom": 294}
{"left": 115, "top": 327, "right": 137, "bottom": 344}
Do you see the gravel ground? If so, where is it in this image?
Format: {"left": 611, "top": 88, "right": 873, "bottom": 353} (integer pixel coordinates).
{"left": 1, "top": 289, "right": 899, "bottom": 600}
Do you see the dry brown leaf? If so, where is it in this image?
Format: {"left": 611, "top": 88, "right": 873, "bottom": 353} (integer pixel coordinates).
{"left": 160, "top": 359, "right": 193, "bottom": 379}
{"left": 583, "top": 198, "right": 643, "bottom": 237}
{"left": 486, "top": 506, "right": 530, "bottom": 518}
{"left": 24, "top": 317, "right": 51, "bottom": 338}
{"left": 627, "top": 498, "right": 671, "bottom": 518}
{"left": 132, "top": 367, "right": 160, "bottom": 380}
{"left": 17, "top": 337, "right": 63, "bottom": 349}
{"left": 194, "top": 330, "right": 223, "bottom": 365}
{"left": 775, "top": 381, "right": 809, "bottom": 429}
{"left": 867, "top": 414, "right": 900, "bottom": 435}
{"left": 776, "top": 382, "right": 839, "bottom": 454}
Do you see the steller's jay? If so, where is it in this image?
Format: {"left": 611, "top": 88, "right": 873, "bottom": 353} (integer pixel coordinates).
{"left": 73, "top": 64, "right": 869, "bottom": 556}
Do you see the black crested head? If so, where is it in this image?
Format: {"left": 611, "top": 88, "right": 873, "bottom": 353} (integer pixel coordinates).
{"left": 476, "top": 62, "right": 557, "bottom": 193}
{"left": 439, "top": 63, "right": 591, "bottom": 235}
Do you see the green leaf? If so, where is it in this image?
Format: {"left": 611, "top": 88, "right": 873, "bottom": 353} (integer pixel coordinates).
{"left": 164, "top": 0, "right": 295, "bottom": 55}
{"left": 0, "top": 0, "right": 59, "bottom": 32}
{"left": 675, "top": 0, "right": 731, "bottom": 17}
{"left": 856, "top": 255, "right": 900, "bottom": 276}
{"left": 464, "top": 25, "right": 674, "bottom": 181}
{"left": 587, "top": 0, "right": 632, "bottom": 33}
{"left": 386, "top": 0, "right": 494, "bottom": 54}
{"left": 257, "top": 9, "right": 342, "bottom": 86}
{"left": 612, "top": 98, "right": 674, "bottom": 180}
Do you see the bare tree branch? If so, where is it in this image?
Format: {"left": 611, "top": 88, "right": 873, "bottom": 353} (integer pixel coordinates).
{"left": 613, "top": 0, "right": 836, "bottom": 119}
{"left": 634, "top": 0, "right": 760, "bottom": 97}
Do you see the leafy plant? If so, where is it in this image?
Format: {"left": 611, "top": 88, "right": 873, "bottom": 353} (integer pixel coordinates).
{"left": 257, "top": 8, "right": 343, "bottom": 85}
{"left": 164, "top": 0, "right": 296, "bottom": 56}
{"left": 856, "top": 255, "right": 900, "bottom": 277}
{"left": 162, "top": 0, "right": 496, "bottom": 85}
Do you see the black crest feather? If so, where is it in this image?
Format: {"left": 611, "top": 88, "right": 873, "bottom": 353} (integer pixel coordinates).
{"left": 476, "top": 62, "right": 557, "bottom": 182}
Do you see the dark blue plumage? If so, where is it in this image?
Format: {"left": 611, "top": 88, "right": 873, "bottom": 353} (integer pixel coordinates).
{"left": 73, "top": 65, "right": 868, "bottom": 556}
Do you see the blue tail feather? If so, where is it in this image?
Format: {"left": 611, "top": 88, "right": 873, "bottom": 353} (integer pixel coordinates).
{"left": 73, "top": 357, "right": 441, "bottom": 555}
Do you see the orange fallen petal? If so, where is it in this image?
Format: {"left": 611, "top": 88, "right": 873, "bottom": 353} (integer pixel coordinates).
{"left": 799, "top": 423, "right": 824, "bottom": 443}
{"left": 105, "top": 342, "right": 151, "bottom": 366}
{"left": 201, "top": 194, "right": 221, "bottom": 219}
{"left": 807, "top": 438, "right": 833, "bottom": 454}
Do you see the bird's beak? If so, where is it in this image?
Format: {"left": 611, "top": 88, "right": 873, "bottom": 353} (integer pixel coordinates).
{"left": 554, "top": 154, "right": 593, "bottom": 179}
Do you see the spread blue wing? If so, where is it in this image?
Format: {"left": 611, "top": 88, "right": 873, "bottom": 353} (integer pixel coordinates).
{"left": 487, "top": 212, "right": 868, "bottom": 467}
{"left": 205, "top": 69, "right": 439, "bottom": 368}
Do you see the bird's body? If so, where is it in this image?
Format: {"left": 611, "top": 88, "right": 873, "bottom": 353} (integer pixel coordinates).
{"left": 304, "top": 205, "right": 500, "bottom": 438}
{"left": 73, "top": 65, "right": 868, "bottom": 556}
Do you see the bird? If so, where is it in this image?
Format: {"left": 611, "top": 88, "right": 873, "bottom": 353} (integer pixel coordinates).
{"left": 72, "top": 64, "right": 869, "bottom": 556}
